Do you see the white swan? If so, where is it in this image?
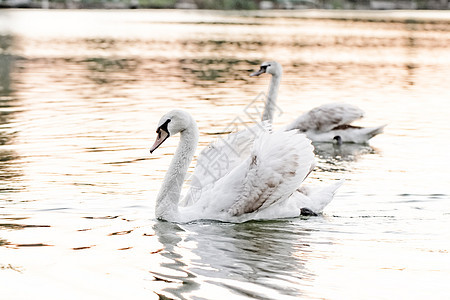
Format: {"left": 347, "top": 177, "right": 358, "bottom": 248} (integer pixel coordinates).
{"left": 150, "top": 109, "right": 342, "bottom": 223}
{"left": 250, "top": 61, "right": 385, "bottom": 143}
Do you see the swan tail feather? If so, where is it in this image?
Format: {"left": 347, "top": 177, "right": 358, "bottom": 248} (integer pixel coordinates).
{"left": 364, "top": 124, "right": 386, "bottom": 140}
{"left": 299, "top": 179, "right": 344, "bottom": 213}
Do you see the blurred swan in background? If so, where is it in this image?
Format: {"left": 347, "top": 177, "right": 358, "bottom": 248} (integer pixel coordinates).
{"left": 150, "top": 109, "right": 342, "bottom": 223}
{"left": 250, "top": 61, "right": 385, "bottom": 143}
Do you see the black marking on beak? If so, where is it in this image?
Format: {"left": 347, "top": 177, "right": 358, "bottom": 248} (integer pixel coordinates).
{"left": 150, "top": 119, "right": 171, "bottom": 154}
{"left": 250, "top": 65, "right": 268, "bottom": 77}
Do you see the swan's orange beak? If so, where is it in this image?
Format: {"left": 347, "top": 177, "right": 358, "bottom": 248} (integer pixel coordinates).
{"left": 250, "top": 67, "right": 265, "bottom": 77}
{"left": 150, "top": 129, "right": 170, "bottom": 154}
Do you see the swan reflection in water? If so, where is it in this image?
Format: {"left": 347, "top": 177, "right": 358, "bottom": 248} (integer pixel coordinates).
{"left": 313, "top": 141, "right": 377, "bottom": 172}
{"left": 150, "top": 220, "right": 319, "bottom": 299}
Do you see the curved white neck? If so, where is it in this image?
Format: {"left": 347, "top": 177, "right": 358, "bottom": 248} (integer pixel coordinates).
{"left": 262, "top": 73, "right": 281, "bottom": 122}
{"left": 155, "top": 125, "right": 199, "bottom": 221}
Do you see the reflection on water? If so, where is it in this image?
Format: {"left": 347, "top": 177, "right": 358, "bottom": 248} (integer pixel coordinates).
{"left": 0, "top": 238, "right": 7, "bottom": 247}
{"left": 84, "top": 57, "right": 139, "bottom": 86}
{"left": 152, "top": 220, "right": 316, "bottom": 299}
{"left": 0, "top": 34, "right": 22, "bottom": 195}
{"left": 151, "top": 222, "right": 201, "bottom": 299}
{"left": 0, "top": 10, "right": 450, "bottom": 300}
{"left": 179, "top": 58, "right": 258, "bottom": 85}
{"left": 313, "top": 142, "right": 376, "bottom": 172}
{"left": 0, "top": 35, "right": 13, "bottom": 93}
{"left": 0, "top": 149, "right": 20, "bottom": 181}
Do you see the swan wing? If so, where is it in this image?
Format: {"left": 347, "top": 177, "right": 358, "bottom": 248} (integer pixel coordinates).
{"left": 228, "top": 130, "right": 315, "bottom": 216}
{"left": 285, "top": 103, "right": 364, "bottom": 132}
{"left": 181, "top": 121, "right": 270, "bottom": 206}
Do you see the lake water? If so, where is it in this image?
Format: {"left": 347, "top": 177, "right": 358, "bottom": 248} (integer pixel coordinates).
{"left": 0, "top": 9, "right": 449, "bottom": 299}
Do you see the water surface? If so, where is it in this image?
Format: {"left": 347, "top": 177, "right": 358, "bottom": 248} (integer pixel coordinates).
{"left": 0, "top": 9, "right": 449, "bottom": 299}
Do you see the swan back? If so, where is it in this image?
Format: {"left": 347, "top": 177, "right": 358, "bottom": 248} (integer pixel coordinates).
{"left": 284, "top": 102, "right": 364, "bottom": 132}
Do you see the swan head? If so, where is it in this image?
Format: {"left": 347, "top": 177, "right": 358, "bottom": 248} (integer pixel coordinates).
{"left": 250, "top": 61, "right": 282, "bottom": 77}
{"left": 333, "top": 135, "right": 342, "bottom": 146}
{"left": 150, "top": 109, "right": 195, "bottom": 153}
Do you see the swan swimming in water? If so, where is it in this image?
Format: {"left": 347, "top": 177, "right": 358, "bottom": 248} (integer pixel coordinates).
{"left": 250, "top": 61, "right": 385, "bottom": 143}
{"left": 150, "top": 109, "right": 342, "bottom": 223}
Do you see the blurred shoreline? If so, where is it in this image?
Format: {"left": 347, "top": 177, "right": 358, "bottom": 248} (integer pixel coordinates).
{"left": 0, "top": 0, "right": 449, "bottom": 11}
{"left": 1, "top": 8, "right": 450, "bottom": 24}
{"left": 250, "top": 9, "right": 450, "bottom": 22}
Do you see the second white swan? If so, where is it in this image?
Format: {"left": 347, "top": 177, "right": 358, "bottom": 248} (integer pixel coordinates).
{"left": 250, "top": 61, "right": 385, "bottom": 143}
